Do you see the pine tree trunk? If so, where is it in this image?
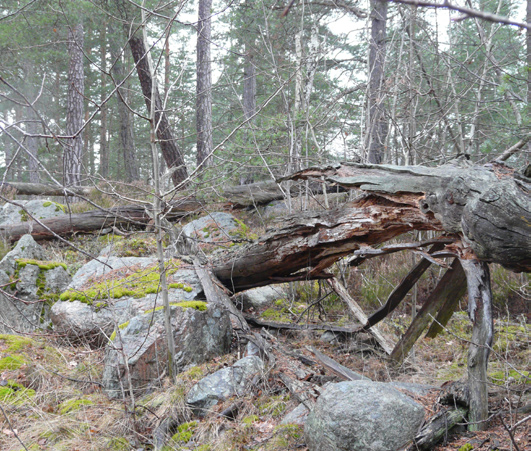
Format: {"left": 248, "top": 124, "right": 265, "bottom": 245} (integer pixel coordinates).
{"left": 64, "top": 22, "right": 85, "bottom": 187}
{"left": 99, "top": 26, "right": 109, "bottom": 179}
{"left": 110, "top": 31, "right": 140, "bottom": 182}
{"left": 196, "top": 0, "right": 213, "bottom": 167}
{"left": 366, "top": 0, "right": 388, "bottom": 164}
{"left": 128, "top": 35, "right": 188, "bottom": 187}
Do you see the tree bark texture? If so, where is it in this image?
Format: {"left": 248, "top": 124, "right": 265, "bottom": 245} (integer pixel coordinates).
{"left": 196, "top": 0, "right": 213, "bottom": 167}
{"left": 128, "top": 35, "right": 188, "bottom": 187}
{"left": 366, "top": 0, "right": 388, "bottom": 164}
{"left": 211, "top": 198, "right": 442, "bottom": 292}
{"left": 99, "top": 27, "right": 109, "bottom": 179}
{"left": 290, "top": 162, "right": 531, "bottom": 273}
{"left": 109, "top": 26, "right": 139, "bottom": 182}
{"left": 64, "top": 22, "right": 85, "bottom": 187}
{"left": 461, "top": 259, "right": 493, "bottom": 431}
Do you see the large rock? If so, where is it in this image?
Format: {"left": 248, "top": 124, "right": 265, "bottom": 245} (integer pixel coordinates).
{"left": 305, "top": 380, "right": 425, "bottom": 451}
{"left": 236, "top": 284, "right": 288, "bottom": 311}
{"left": 183, "top": 212, "right": 244, "bottom": 244}
{"left": 0, "top": 200, "right": 65, "bottom": 226}
{"left": 102, "top": 302, "right": 232, "bottom": 398}
{"left": 186, "top": 356, "right": 264, "bottom": 416}
{"left": 0, "top": 235, "right": 71, "bottom": 333}
{"left": 51, "top": 256, "right": 203, "bottom": 345}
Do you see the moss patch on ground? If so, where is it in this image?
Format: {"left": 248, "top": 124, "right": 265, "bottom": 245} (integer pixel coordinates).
{"left": 0, "top": 334, "right": 34, "bottom": 352}
{"left": 58, "top": 398, "right": 95, "bottom": 415}
{"left": 0, "top": 380, "right": 35, "bottom": 405}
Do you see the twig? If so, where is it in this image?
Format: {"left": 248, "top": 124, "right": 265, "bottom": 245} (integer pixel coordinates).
{"left": 499, "top": 414, "right": 521, "bottom": 451}
{"left": 0, "top": 404, "right": 29, "bottom": 451}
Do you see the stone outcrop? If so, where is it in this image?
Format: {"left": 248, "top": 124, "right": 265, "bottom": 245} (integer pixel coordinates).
{"left": 50, "top": 256, "right": 203, "bottom": 345}
{"left": 183, "top": 212, "right": 245, "bottom": 244}
{"left": 235, "top": 284, "right": 288, "bottom": 311}
{"left": 102, "top": 302, "right": 232, "bottom": 398}
{"left": 305, "top": 380, "right": 425, "bottom": 451}
{"left": 0, "top": 235, "right": 71, "bottom": 333}
{"left": 186, "top": 355, "right": 264, "bottom": 416}
{"left": 0, "top": 200, "right": 65, "bottom": 226}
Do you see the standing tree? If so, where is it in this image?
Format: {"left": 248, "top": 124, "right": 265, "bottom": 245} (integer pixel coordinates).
{"left": 196, "top": 0, "right": 213, "bottom": 168}
{"left": 366, "top": 0, "right": 388, "bottom": 164}
{"left": 64, "top": 22, "right": 85, "bottom": 187}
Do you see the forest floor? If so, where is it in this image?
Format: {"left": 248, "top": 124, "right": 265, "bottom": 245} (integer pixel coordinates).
{"left": 0, "top": 212, "right": 529, "bottom": 450}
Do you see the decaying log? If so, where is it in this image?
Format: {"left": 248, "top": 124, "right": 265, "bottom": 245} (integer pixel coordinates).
{"left": 307, "top": 346, "right": 370, "bottom": 381}
{"left": 411, "top": 406, "right": 469, "bottom": 450}
{"left": 461, "top": 259, "right": 493, "bottom": 432}
{"left": 289, "top": 162, "right": 531, "bottom": 273}
{"left": 212, "top": 199, "right": 442, "bottom": 292}
{"left": 0, "top": 181, "right": 93, "bottom": 197}
{"left": 361, "top": 242, "right": 448, "bottom": 331}
{"left": 193, "top": 258, "right": 250, "bottom": 333}
{"left": 326, "top": 278, "right": 395, "bottom": 355}
{"left": 243, "top": 316, "right": 361, "bottom": 334}
{"left": 389, "top": 259, "right": 467, "bottom": 363}
{"left": 0, "top": 199, "right": 201, "bottom": 242}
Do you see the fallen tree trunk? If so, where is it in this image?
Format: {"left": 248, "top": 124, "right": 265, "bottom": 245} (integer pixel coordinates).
{"left": 0, "top": 182, "right": 93, "bottom": 197}
{"left": 0, "top": 199, "right": 201, "bottom": 242}
{"left": 288, "top": 161, "right": 531, "bottom": 273}
{"left": 211, "top": 197, "right": 443, "bottom": 292}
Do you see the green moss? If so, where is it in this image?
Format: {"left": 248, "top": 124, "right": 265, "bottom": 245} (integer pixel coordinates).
{"left": 16, "top": 258, "right": 67, "bottom": 271}
{"left": 18, "top": 209, "right": 29, "bottom": 222}
{"left": 59, "top": 260, "right": 189, "bottom": 305}
{"left": 258, "top": 395, "right": 289, "bottom": 418}
{"left": 264, "top": 424, "right": 304, "bottom": 450}
{"left": 109, "top": 321, "right": 130, "bottom": 341}
{"left": 58, "top": 398, "right": 94, "bottom": 415}
{"left": 170, "top": 421, "right": 198, "bottom": 443}
{"left": 42, "top": 201, "right": 66, "bottom": 213}
{"left": 0, "top": 355, "right": 27, "bottom": 370}
{"left": 458, "top": 444, "right": 474, "bottom": 451}
{"left": 0, "top": 334, "right": 34, "bottom": 352}
{"left": 242, "top": 415, "right": 259, "bottom": 425}
{"left": 489, "top": 370, "right": 530, "bottom": 385}
{"left": 0, "top": 380, "right": 35, "bottom": 405}
{"left": 144, "top": 301, "right": 207, "bottom": 315}
{"left": 492, "top": 324, "right": 527, "bottom": 353}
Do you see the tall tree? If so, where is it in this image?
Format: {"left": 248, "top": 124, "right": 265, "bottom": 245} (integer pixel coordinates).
{"left": 99, "top": 25, "right": 109, "bottom": 179}
{"left": 366, "top": 0, "right": 388, "bottom": 164}
{"left": 128, "top": 34, "right": 188, "bottom": 187}
{"left": 64, "top": 22, "right": 85, "bottom": 187}
{"left": 196, "top": 0, "right": 213, "bottom": 167}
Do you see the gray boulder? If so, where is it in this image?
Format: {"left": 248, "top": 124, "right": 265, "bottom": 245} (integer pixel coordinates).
{"left": 236, "top": 284, "right": 288, "bottom": 311}
{"left": 281, "top": 403, "right": 310, "bottom": 426}
{"left": 183, "top": 212, "right": 244, "bottom": 243}
{"left": 102, "top": 302, "right": 232, "bottom": 398}
{"left": 0, "top": 235, "right": 71, "bottom": 333}
{"left": 0, "top": 200, "right": 65, "bottom": 226}
{"left": 187, "top": 356, "right": 264, "bottom": 416}
{"left": 51, "top": 256, "right": 203, "bottom": 344}
{"left": 305, "top": 380, "right": 425, "bottom": 451}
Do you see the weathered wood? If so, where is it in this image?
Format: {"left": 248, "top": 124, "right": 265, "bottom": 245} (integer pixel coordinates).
{"left": 389, "top": 259, "right": 467, "bottom": 363}
{"left": 307, "top": 346, "right": 370, "bottom": 381}
{"left": 193, "top": 258, "right": 250, "bottom": 333}
{"left": 327, "top": 278, "right": 395, "bottom": 355}
{"left": 243, "top": 316, "right": 361, "bottom": 334}
{"left": 213, "top": 200, "right": 442, "bottom": 292}
{"left": 460, "top": 259, "right": 493, "bottom": 432}
{"left": 289, "top": 162, "right": 531, "bottom": 273}
{"left": 0, "top": 200, "right": 200, "bottom": 242}
{"left": 411, "top": 406, "right": 469, "bottom": 450}
{"left": 0, "top": 181, "right": 92, "bottom": 197}
{"left": 362, "top": 242, "right": 447, "bottom": 331}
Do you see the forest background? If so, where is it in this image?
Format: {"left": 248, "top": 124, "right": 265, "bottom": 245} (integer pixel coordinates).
{"left": 1, "top": 0, "right": 529, "bottom": 193}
